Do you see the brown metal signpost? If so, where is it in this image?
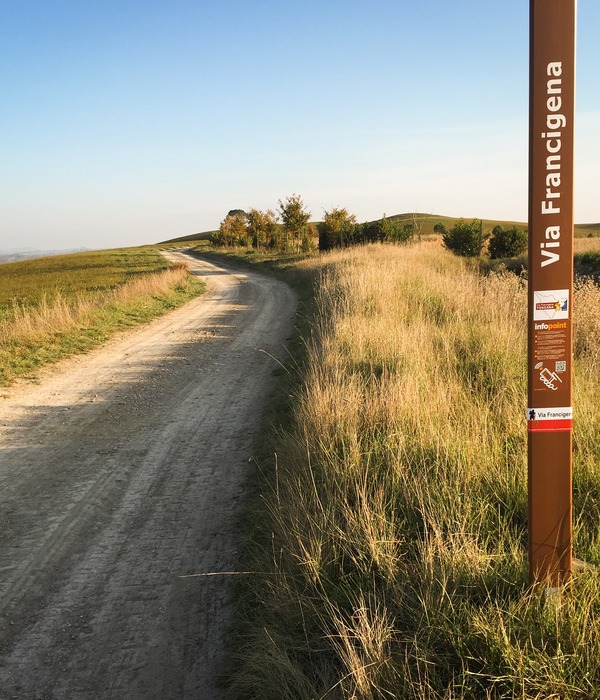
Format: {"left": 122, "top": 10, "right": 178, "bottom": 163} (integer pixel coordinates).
{"left": 528, "top": 0, "right": 576, "bottom": 588}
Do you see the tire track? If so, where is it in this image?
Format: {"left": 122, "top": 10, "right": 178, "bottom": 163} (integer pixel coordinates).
{"left": 0, "top": 252, "right": 297, "bottom": 699}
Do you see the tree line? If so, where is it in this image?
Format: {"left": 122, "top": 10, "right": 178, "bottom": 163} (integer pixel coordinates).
{"left": 212, "top": 195, "right": 418, "bottom": 253}
{"left": 212, "top": 195, "right": 529, "bottom": 260}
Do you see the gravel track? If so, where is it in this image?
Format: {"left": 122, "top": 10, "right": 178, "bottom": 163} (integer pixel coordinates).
{"left": 0, "top": 251, "right": 297, "bottom": 699}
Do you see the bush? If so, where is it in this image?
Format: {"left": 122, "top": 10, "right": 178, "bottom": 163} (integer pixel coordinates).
{"left": 442, "top": 218, "right": 488, "bottom": 257}
{"left": 350, "top": 216, "right": 414, "bottom": 248}
{"left": 382, "top": 217, "right": 414, "bottom": 244}
{"left": 488, "top": 226, "right": 528, "bottom": 259}
{"left": 318, "top": 208, "right": 357, "bottom": 251}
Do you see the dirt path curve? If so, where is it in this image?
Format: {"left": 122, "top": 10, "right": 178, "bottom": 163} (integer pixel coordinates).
{"left": 0, "top": 251, "right": 297, "bottom": 699}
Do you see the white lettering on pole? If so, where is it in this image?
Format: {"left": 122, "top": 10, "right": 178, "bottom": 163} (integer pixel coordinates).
{"left": 540, "top": 61, "right": 564, "bottom": 268}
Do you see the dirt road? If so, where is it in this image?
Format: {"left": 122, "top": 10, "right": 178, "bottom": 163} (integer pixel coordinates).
{"left": 0, "top": 252, "right": 297, "bottom": 699}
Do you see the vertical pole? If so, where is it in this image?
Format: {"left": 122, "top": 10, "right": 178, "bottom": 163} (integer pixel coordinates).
{"left": 528, "top": 0, "right": 576, "bottom": 588}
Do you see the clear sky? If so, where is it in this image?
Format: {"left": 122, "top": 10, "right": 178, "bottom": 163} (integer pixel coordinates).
{"left": 1, "top": 1, "right": 598, "bottom": 251}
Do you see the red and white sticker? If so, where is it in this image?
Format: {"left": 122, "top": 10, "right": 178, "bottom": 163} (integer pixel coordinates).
{"left": 527, "top": 406, "right": 573, "bottom": 432}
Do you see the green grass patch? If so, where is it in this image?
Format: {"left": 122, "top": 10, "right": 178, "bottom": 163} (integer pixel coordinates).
{"left": 156, "top": 230, "right": 216, "bottom": 245}
{"left": 0, "top": 247, "right": 204, "bottom": 385}
{"left": 0, "top": 247, "right": 172, "bottom": 313}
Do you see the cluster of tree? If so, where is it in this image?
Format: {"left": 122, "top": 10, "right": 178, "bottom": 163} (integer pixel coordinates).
{"left": 211, "top": 195, "right": 314, "bottom": 252}
{"left": 436, "top": 219, "right": 528, "bottom": 259}
{"left": 212, "top": 195, "right": 420, "bottom": 254}
{"left": 318, "top": 210, "right": 415, "bottom": 251}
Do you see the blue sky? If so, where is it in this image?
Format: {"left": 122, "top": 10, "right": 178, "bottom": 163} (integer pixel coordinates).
{"left": 1, "top": 1, "right": 598, "bottom": 251}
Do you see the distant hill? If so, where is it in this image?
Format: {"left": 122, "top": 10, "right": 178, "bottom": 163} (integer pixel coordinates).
{"left": 574, "top": 222, "right": 600, "bottom": 237}
{"left": 387, "top": 213, "right": 600, "bottom": 239}
{"left": 0, "top": 247, "right": 88, "bottom": 263}
{"left": 386, "top": 213, "right": 528, "bottom": 238}
{"left": 158, "top": 231, "right": 215, "bottom": 246}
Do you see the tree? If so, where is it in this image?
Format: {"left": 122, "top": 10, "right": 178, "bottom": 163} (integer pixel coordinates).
{"left": 361, "top": 219, "right": 386, "bottom": 243}
{"left": 318, "top": 207, "right": 357, "bottom": 251}
{"left": 278, "top": 194, "right": 311, "bottom": 251}
{"left": 349, "top": 215, "right": 415, "bottom": 247}
{"left": 386, "top": 218, "right": 414, "bottom": 244}
{"left": 214, "top": 211, "right": 248, "bottom": 246}
{"left": 442, "top": 218, "right": 488, "bottom": 257}
{"left": 488, "top": 225, "right": 528, "bottom": 259}
{"left": 301, "top": 224, "right": 318, "bottom": 252}
{"left": 246, "top": 208, "right": 279, "bottom": 249}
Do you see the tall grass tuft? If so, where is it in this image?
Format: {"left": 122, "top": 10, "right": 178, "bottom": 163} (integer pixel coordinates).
{"left": 232, "top": 243, "right": 600, "bottom": 699}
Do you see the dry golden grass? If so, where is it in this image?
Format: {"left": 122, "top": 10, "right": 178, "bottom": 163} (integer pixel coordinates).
{"left": 233, "top": 242, "right": 600, "bottom": 699}
{"left": 574, "top": 237, "right": 600, "bottom": 254}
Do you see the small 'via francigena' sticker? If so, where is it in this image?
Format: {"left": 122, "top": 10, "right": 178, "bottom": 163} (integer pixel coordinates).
{"left": 527, "top": 406, "right": 573, "bottom": 432}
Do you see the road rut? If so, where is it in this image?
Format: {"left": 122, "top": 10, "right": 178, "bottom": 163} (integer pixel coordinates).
{"left": 0, "top": 252, "right": 297, "bottom": 698}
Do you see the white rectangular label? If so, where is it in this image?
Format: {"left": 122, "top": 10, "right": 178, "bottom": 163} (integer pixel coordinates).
{"left": 533, "top": 290, "right": 570, "bottom": 321}
{"left": 527, "top": 406, "right": 572, "bottom": 421}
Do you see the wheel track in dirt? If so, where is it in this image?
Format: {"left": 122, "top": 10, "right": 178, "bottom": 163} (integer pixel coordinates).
{"left": 0, "top": 252, "right": 297, "bottom": 699}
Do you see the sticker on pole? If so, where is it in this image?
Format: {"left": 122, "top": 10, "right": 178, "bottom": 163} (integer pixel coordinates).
{"left": 527, "top": 406, "right": 573, "bottom": 432}
{"left": 533, "top": 290, "right": 569, "bottom": 321}
{"left": 533, "top": 360, "right": 566, "bottom": 391}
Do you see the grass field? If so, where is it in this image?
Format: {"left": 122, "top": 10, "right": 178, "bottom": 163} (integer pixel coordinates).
{"left": 4, "top": 232, "right": 599, "bottom": 695}
{"left": 0, "top": 247, "right": 204, "bottom": 386}
{"left": 230, "top": 241, "right": 600, "bottom": 699}
{"left": 0, "top": 248, "right": 172, "bottom": 311}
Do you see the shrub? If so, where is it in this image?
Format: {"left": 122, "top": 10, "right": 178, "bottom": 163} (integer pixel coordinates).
{"left": 318, "top": 208, "right": 357, "bottom": 251}
{"left": 350, "top": 216, "right": 414, "bottom": 248}
{"left": 442, "top": 218, "right": 488, "bottom": 257}
{"left": 381, "top": 216, "right": 414, "bottom": 243}
{"left": 488, "top": 225, "right": 528, "bottom": 259}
